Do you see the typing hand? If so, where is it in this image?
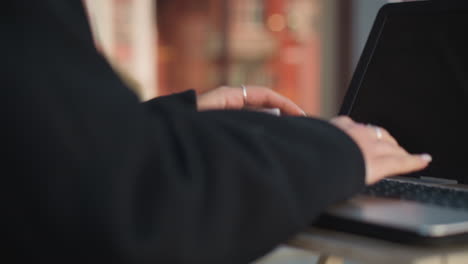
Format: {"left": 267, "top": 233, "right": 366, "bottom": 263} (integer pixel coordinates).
{"left": 197, "top": 85, "right": 306, "bottom": 116}
{"left": 330, "top": 116, "right": 432, "bottom": 185}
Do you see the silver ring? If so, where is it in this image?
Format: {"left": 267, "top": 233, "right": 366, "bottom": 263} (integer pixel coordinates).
{"left": 367, "top": 124, "right": 383, "bottom": 140}
{"left": 241, "top": 85, "right": 248, "bottom": 105}
{"left": 375, "top": 126, "right": 383, "bottom": 140}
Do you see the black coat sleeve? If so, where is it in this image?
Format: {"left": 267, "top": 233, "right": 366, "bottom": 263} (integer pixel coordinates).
{"left": 3, "top": 1, "right": 365, "bottom": 263}
{"left": 143, "top": 90, "right": 198, "bottom": 112}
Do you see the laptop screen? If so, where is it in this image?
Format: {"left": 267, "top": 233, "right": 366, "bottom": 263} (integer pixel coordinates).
{"left": 346, "top": 9, "right": 468, "bottom": 183}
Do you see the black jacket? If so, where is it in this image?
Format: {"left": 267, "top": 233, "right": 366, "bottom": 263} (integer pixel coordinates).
{"left": 2, "top": 1, "right": 365, "bottom": 263}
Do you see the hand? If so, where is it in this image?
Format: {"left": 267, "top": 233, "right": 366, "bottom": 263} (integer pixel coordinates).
{"left": 330, "top": 116, "right": 432, "bottom": 185}
{"left": 197, "top": 86, "right": 306, "bottom": 116}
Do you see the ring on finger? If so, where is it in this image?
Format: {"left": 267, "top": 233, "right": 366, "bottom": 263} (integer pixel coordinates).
{"left": 367, "top": 123, "right": 383, "bottom": 140}
{"left": 375, "top": 126, "right": 383, "bottom": 140}
{"left": 241, "top": 85, "right": 248, "bottom": 105}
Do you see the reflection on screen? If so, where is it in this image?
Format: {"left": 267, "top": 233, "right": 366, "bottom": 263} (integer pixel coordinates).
{"left": 349, "top": 12, "right": 468, "bottom": 183}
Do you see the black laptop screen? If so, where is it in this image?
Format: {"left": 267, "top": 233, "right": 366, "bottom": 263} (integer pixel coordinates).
{"left": 347, "top": 11, "right": 468, "bottom": 183}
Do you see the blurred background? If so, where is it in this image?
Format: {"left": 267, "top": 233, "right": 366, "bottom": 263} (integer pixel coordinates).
{"left": 82, "top": 0, "right": 413, "bottom": 263}
{"left": 83, "top": 0, "right": 412, "bottom": 118}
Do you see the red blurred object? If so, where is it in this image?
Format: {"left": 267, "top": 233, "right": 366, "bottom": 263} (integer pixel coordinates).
{"left": 156, "top": 0, "right": 321, "bottom": 114}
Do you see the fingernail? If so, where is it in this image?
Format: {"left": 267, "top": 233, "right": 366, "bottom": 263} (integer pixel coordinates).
{"left": 301, "top": 110, "right": 307, "bottom": 117}
{"left": 420, "top": 154, "right": 432, "bottom": 162}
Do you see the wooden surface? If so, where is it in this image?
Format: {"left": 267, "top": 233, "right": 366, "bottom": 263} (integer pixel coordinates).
{"left": 288, "top": 227, "right": 468, "bottom": 264}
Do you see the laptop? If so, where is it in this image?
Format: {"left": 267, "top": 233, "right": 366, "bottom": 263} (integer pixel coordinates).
{"left": 314, "top": 0, "right": 468, "bottom": 245}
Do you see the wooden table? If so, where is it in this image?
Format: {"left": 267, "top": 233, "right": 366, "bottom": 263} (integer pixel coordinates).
{"left": 287, "top": 227, "right": 468, "bottom": 264}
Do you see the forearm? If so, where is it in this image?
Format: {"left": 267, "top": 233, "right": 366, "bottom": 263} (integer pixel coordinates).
{"left": 95, "top": 110, "right": 365, "bottom": 263}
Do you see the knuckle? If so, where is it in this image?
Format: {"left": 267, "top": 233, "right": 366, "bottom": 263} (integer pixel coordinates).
{"left": 380, "top": 127, "right": 390, "bottom": 134}
{"left": 396, "top": 145, "right": 409, "bottom": 155}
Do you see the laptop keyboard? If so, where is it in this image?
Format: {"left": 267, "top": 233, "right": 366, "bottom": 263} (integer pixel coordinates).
{"left": 362, "top": 179, "right": 468, "bottom": 211}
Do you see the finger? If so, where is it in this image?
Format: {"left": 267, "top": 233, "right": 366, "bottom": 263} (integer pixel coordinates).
{"left": 244, "top": 86, "right": 306, "bottom": 116}
{"left": 199, "top": 86, "right": 244, "bottom": 111}
{"left": 369, "top": 153, "right": 431, "bottom": 184}
{"left": 384, "top": 154, "right": 431, "bottom": 175}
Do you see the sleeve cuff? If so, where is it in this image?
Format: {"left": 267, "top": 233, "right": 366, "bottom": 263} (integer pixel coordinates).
{"left": 142, "top": 90, "right": 197, "bottom": 112}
